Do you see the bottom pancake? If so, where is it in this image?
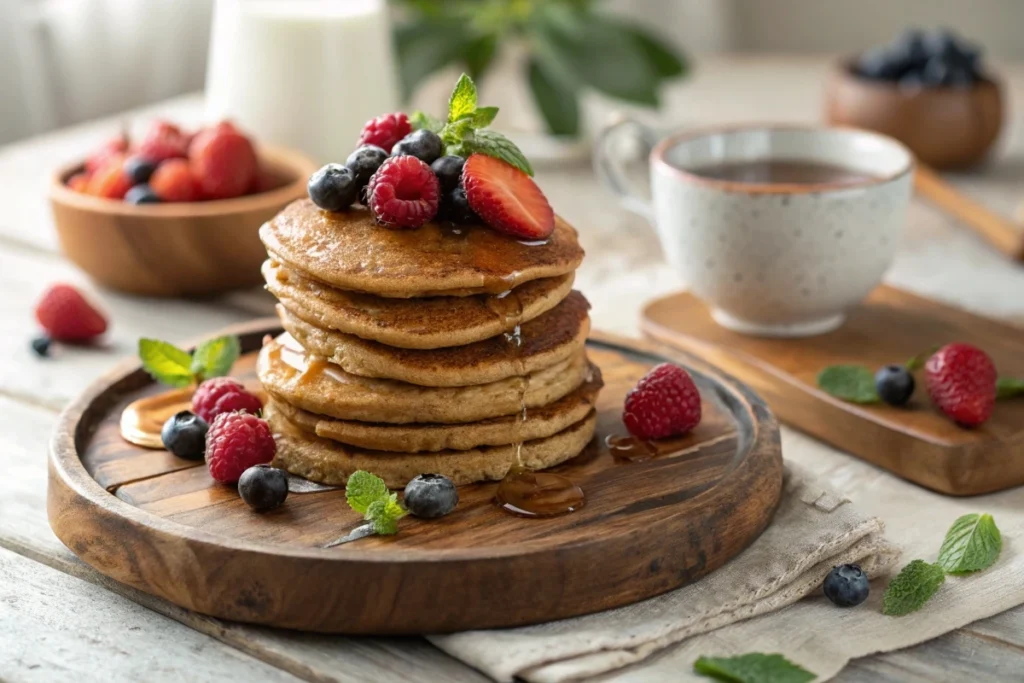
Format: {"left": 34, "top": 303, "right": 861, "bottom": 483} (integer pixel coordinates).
{"left": 266, "top": 404, "right": 598, "bottom": 488}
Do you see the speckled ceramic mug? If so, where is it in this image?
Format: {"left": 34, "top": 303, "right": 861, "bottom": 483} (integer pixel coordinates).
{"left": 595, "top": 122, "right": 915, "bottom": 337}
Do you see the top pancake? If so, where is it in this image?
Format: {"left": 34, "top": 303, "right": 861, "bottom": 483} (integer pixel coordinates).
{"left": 260, "top": 199, "right": 585, "bottom": 298}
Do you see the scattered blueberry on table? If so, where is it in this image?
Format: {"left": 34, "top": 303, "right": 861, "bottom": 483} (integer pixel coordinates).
{"left": 823, "top": 563, "right": 870, "bottom": 607}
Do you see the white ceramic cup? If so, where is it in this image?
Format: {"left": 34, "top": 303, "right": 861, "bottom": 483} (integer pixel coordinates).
{"left": 595, "top": 121, "right": 915, "bottom": 337}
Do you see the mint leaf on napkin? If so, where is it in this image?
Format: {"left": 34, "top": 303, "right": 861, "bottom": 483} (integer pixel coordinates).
{"left": 937, "top": 513, "right": 1002, "bottom": 574}
{"left": 882, "top": 560, "right": 945, "bottom": 616}
{"left": 139, "top": 339, "right": 194, "bottom": 388}
{"left": 997, "top": 377, "right": 1024, "bottom": 399}
{"left": 694, "top": 653, "right": 816, "bottom": 683}
{"left": 191, "top": 334, "right": 241, "bottom": 381}
{"left": 816, "top": 365, "right": 879, "bottom": 403}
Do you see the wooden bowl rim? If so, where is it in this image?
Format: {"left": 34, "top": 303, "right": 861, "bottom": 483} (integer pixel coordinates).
{"left": 49, "top": 144, "right": 317, "bottom": 219}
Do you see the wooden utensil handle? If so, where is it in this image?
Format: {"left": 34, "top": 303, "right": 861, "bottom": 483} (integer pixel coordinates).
{"left": 914, "top": 164, "right": 1024, "bottom": 261}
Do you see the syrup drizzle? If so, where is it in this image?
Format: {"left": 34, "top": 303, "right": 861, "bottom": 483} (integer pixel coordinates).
{"left": 119, "top": 387, "right": 195, "bottom": 449}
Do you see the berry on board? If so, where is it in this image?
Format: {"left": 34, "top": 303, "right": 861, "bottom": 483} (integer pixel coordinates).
{"left": 205, "top": 412, "right": 276, "bottom": 484}
{"left": 403, "top": 474, "right": 459, "bottom": 519}
{"left": 161, "top": 410, "right": 209, "bottom": 461}
{"left": 622, "top": 363, "right": 702, "bottom": 441}
{"left": 192, "top": 377, "right": 263, "bottom": 423}
{"left": 925, "top": 343, "right": 997, "bottom": 427}
{"left": 238, "top": 464, "right": 289, "bottom": 512}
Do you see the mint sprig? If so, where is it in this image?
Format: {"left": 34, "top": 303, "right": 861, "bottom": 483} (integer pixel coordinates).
{"left": 882, "top": 559, "right": 945, "bottom": 616}
{"left": 344, "top": 470, "right": 407, "bottom": 536}
{"left": 997, "top": 377, "right": 1024, "bottom": 399}
{"left": 937, "top": 513, "right": 1002, "bottom": 574}
{"left": 816, "top": 365, "right": 879, "bottom": 404}
{"left": 139, "top": 335, "right": 241, "bottom": 388}
{"left": 694, "top": 653, "right": 816, "bottom": 683}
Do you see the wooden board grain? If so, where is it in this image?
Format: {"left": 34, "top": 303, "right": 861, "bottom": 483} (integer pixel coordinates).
{"left": 642, "top": 286, "right": 1024, "bottom": 496}
{"left": 47, "top": 320, "right": 783, "bottom": 635}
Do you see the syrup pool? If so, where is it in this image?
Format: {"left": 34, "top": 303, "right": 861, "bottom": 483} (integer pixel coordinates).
{"left": 119, "top": 387, "right": 195, "bottom": 449}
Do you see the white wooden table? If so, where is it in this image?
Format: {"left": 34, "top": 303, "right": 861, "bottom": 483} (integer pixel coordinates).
{"left": 1, "top": 56, "right": 1023, "bottom": 682}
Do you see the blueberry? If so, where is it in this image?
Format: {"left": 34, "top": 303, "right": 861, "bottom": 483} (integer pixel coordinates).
{"left": 856, "top": 46, "right": 903, "bottom": 81}
{"left": 238, "top": 464, "right": 289, "bottom": 512}
{"left": 889, "top": 29, "right": 929, "bottom": 71}
{"left": 874, "top": 365, "right": 915, "bottom": 406}
{"left": 392, "top": 129, "right": 443, "bottom": 165}
{"left": 922, "top": 57, "right": 950, "bottom": 87}
{"left": 308, "top": 163, "right": 359, "bottom": 211}
{"left": 431, "top": 155, "right": 465, "bottom": 194}
{"left": 403, "top": 473, "right": 458, "bottom": 518}
{"left": 161, "top": 410, "right": 209, "bottom": 461}
{"left": 823, "top": 564, "right": 870, "bottom": 607}
{"left": 439, "top": 186, "right": 479, "bottom": 225}
{"left": 345, "top": 145, "right": 388, "bottom": 189}
{"left": 125, "top": 184, "right": 161, "bottom": 204}
{"left": 30, "top": 336, "right": 51, "bottom": 358}
{"left": 124, "top": 156, "right": 158, "bottom": 185}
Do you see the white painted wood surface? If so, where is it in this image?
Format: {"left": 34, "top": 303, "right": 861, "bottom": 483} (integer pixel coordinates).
{"left": 0, "top": 55, "right": 1021, "bottom": 681}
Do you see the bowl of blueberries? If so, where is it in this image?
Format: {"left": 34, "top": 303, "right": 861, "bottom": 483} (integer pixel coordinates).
{"left": 826, "top": 28, "right": 1003, "bottom": 170}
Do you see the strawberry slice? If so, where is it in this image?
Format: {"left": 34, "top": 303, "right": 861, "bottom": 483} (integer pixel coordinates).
{"left": 462, "top": 154, "right": 554, "bottom": 240}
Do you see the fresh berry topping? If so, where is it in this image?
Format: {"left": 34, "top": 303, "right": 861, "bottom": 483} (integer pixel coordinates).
{"left": 345, "top": 145, "right": 389, "bottom": 189}
{"left": 150, "top": 158, "right": 199, "bottom": 202}
{"left": 85, "top": 157, "right": 132, "bottom": 199}
{"left": 66, "top": 172, "right": 91, "bottom": 193}
{"left": 308, "top": 163, "right": 360, "bottom": 212}
{"left": 85, "top": 134, "right": 128, "bottom": 174}
{"left": 875, "top": 365, "right": 915, "bottom": 406}
{"left": 463, "top": 154, "right": 555, "bottom": 240}
{"left": 125, "top": 184, "right": 161, "bottom": 205}
{"left": 431, "top": 155, "right": 466, "bottom": 193}
{"left": 623, "top": 363, "right": 702, "bottom": 440}
{"left": 238, "top": 464, "right": 289, "bottom": 512}
{"left": 391, "top": 129, "right": 443, "bottom": 165}
{"left": 192, "top": 377, "right": 263, "bottom": 422}
{"left": 189, "top": 123, "right": 258, "bottom": 199}
{"left": 439, "top": 186, "right": 479, "bottom": 224}
{"left": 137, "top": 120, "right": 190, "bottom": 163}
{"left": 357, "top": 112, "right": 411, "bottom": 153}
{"left": 34, "top": 284, "right": 108, "bottom": 342}
{"left": 161, "top": 410, "right": 209, "bottom": 461}
{"left": 823, "top": 564, "right": 870, "bottom": 607}
{"left": 925, "top": 343, "right": 997, "bottom": 427}
{"left": 205, "top": 412, "right": 276, "bottom": 484}
{"left": 403, "top": 473, "right": 459, "bottom": 518}
{"left": 366, "top": 155, "right": 440, "bottom": 228}
{"left": 30, "top": 336, "right": 51, "bottom": 358}
{"left": 124, "top": 156, "right": 158, "bottom": 185}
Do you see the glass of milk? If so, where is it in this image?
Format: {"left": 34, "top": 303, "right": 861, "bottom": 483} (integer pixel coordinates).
{"left": 206, "top": 0, "right": 400, "bottom": 164}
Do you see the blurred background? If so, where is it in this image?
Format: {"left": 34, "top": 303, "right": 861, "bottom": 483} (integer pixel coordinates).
{"left": 1, "top": 0, "right": 1022, "bottom": 146}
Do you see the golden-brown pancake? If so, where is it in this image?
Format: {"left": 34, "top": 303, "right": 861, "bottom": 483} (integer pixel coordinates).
{"left": 268, "top": 367, "right": 602, "bottom": 452}
{"left": 257, "top": 334, "right": 592, "bottom": 424}
{"left": 267, "top": 404, "right": 598, "bottom": 488}
{"left": 264, "top": 259, "right": 574, "bottom": 350}
{"left": 260, "top": 199, "right": 584, "bottom": 297}
{"left": 277, "top": 291, "right": 591, "bottom": 386}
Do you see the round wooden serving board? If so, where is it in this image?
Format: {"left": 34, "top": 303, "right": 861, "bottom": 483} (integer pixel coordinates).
{"left": 48, "top": 321, "right": 783, "bottom": 634}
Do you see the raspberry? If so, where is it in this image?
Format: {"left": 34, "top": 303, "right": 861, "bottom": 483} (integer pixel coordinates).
{"left": 67, "top": 172, "right": 91, "bottom": 193}
{"left": 366, "top": 155, "right": 440, "bottom": 228}
{"left": 150, "top": 158, "right": 199, "bottom": 202}
{"left": 462, "top": 154, "right": 555, "bottom": 239}
{"left": 925, "top": 343, "right": 997, "bottom": 427}
{"left": 205, "top": 412, "right": 276, "bottom": 484}
{"left": 189, "top": 123, "right": 258, "bottom": 199}
{"left": 357, "top": 112, "right": 411, "bottom": 153}
{"left": 192, "top": 377, "right": 263, "bottom": 422}
{"left": 35, "top": 283, "right": 108, "bottom": 342}
{"left": 137, "top": 120, "right": 189, "bottom": 163}
{"left": 623, "top": 363, "right": 702, "bottom": 440}
{"left": 85, "top": 157, "right": 132, "bottom": 199}
{"left": 85, "top": 133, "right": 128, "bottom": 174}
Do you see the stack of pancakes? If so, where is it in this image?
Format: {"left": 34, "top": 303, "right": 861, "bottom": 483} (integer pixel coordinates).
{"left": 256, "top": 199, "right": 603, "bottom": 487}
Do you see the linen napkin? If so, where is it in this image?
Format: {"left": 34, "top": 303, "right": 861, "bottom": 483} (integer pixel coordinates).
{"left": 429, "top": 463, "right": 901, "bottom": 682}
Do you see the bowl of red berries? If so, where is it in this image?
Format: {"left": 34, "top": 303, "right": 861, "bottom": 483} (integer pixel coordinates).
{"left": 50, "top": 119, "right": 317, "bottom": 297}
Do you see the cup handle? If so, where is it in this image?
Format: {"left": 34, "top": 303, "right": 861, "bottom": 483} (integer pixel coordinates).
{"left": 593, "top": 117, "right": 659, "bottom": 222}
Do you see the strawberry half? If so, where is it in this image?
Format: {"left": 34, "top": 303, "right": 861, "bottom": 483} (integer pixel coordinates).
{"left": 462, "top": 154, "right": 555, "bottom": 240}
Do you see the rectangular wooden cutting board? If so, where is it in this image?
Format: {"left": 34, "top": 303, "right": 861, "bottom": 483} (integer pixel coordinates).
{"left": 642, "top": 286, "right": 1024, "bottom": 496}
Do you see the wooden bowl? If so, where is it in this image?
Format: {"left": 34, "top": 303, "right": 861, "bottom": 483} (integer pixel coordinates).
{"left": 825, "top": 61, "right": 1003, "bottom": 170}
{"left": 50, "top": 146, "right": 317, "bottom": 297}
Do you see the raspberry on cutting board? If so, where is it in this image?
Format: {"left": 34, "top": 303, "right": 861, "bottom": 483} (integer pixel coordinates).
{"left": 205, "top": 412, "right": 276, "bottom": 484}
{"left": 623, "top": 363, "right": 703, "bottom": 441}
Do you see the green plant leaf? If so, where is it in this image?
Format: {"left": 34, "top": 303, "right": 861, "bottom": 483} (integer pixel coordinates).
{"left": 448, "top": 73, "right": 478, "bottom": 122}
{"left": 462, "top": 33, "right": 499, "bottom": 80}
{"left": 623, "top": 24, "right": 688, "bottom": 79}
{"left": 457, "top": 129, "right": 534, "bottom": 176}
{"left": 693, "top": 653, "right": 816, "bottom": 683}
{"left": 366, "top": 493, "right": 407, "bottom": 535}
{"left": 527, "top": 57, "right": 580, "bottom": 136}
{"left": 882, "top": 560, "right": 945, "bottom": 616}
{"left": 410, "top": 111, "right": 444, "bottom": 133}
{"left": 345, "top": 470, "right": 390, "bottom": 515}
{"left": 190, "top": 335, "right": 240, "bottom": 381}
{"left": 394, "top": 21, "right": 469, "bottom": 101}
{"left": 996, "top": 377, "right": 1024, "bottom": 399}
{"left": 905, "top": 346, "right": 939, "bottom": 371}
{"left": 817, "top": 365, "right": 880, "bottom": 403}
{"left": 139, "top": 339, "right": 194, "bottom": 388}
{"left": 937, "top": 513, "right": 1002, "bottom": 574}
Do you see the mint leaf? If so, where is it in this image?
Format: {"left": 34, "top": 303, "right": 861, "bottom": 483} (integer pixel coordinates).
{"left": 459, "top": 129, "right": 534, "bottom": 176}
{"left": 694, "top": 653, "right": 816, "bottom": 683}
{"left": 882, "top": 560, "right": 945, "bottom": 616}
{"left": 410, "top": 110, "right": 444, "bottom": 133}
{"left": 997, "top": 377, "right": 1024, "bottom": 399}
{"left": 191, "top": 335, "right": 240, "bottom": 381}
{"left": 469, "top": 105, "right": 499, "bottom": 128}
{"left": 139, "top": 339, "right": 193, "bottom": 388}
{"left": 447, "top": 73, "right": 478, "bottom": 123}
{"left": 345, "top": 470, "right": 389, "bottom": 515}
{"left": 816, "top": 365, "right": 879, "bottom": 404}
{"left": 937, "top": 513, "right": 1002, "bottom": 574}
{"left": 366, "top": 493, "right": 407, "bottom": 535}
{"left": 905, "top": 346, "right": 939, "bottom": 371}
